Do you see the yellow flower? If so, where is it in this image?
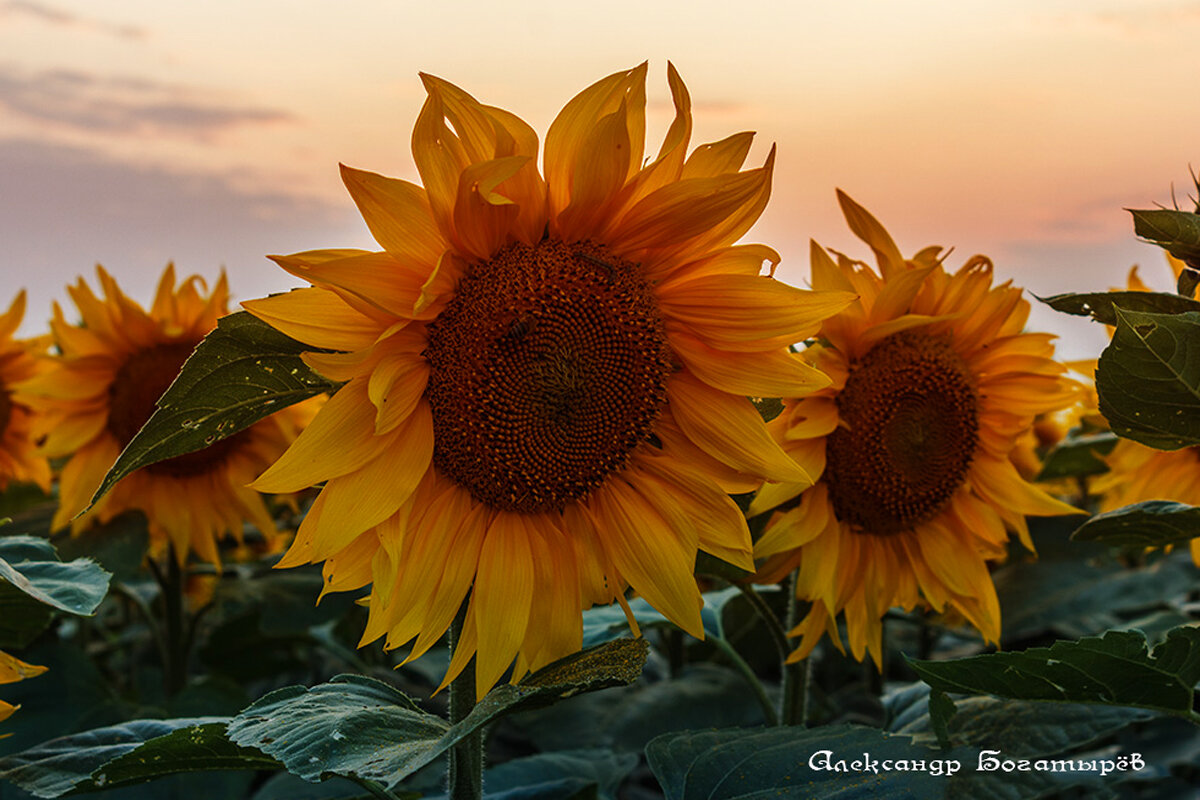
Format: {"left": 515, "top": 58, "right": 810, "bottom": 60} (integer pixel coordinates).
{"left": 1090, "top": 255, "right": 1200, "bottom": 563}
{"left": 1, "top": 649, "right": 46, "bottom": 732}
{"left": 18, "top": 265, "right": 310, "bottom": 565}
{"left": 244, "top": 64, "right": 853, "bottom": 697}
{"left": 751, "top": 191, "right": 1080, "bottom": 666}
{"left": 0, "top": 292, "right": 51, "bottom": 493}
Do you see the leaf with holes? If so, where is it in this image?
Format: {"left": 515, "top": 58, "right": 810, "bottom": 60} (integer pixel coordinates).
{"left": 1071, "top": 500, "right": 1200, "bottom": 549}
{"left": 1131, "top": 209, "right": 1200, "bottom": 266}
{"left": 88, "top": 310, "right": 337, "bottom": 509}
{"left": 1039, "top": 290, "right": 1200, "bottom": 325}
{"left": 910, "top": 627, "right": 1200, "bottom": 725}
{"left": 1096, "top": 308, "right": 1200, "bottom": 450}
{"left": 0, "top": 718, "right": 276, "bottom": 798}
{"left": 227, "top": 638, "right": 647, "bottom": 788}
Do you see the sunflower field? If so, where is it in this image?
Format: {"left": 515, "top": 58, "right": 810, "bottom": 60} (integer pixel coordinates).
{"left": 2, "top": 65, "right": 1200, "bottom": 800}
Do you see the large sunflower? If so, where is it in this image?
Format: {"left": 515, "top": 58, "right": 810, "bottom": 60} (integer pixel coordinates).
{"left": 18, "top": 265, "right": 309, "bottom": 565}
{"left": 0, "top": 292, "right": 51, "bottom": 493}
{"left": 244, "top": 63, "right": 854, "bottom": 696}
{"left": 751, "top": 191, "right": 1080, "bottom": 666}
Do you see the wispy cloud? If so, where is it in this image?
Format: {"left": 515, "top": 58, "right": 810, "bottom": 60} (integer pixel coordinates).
{"left": 0, "top": 0, "right": 145, "bottom": 40}
{"left": 0, "top": 67, "right": 297, "bottom": 141}
{"left": 0, "top": 136, "right": 362, "bottom": 331}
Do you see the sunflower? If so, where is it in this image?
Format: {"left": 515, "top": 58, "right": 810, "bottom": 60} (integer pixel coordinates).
{"left": 0, "top": 292, "right": 51, "bottom": 493}
{"left": 0, "top": 649, "right": 46, "bottom": 731}
{"left": 17, "top": 265, "right": 310, "bottom": 565}
{"left": 1089, "top": 256, "right": 1200, "bottom": 563}
{"left": 243, "top": 63, "right": 854, "bottom": 697}
{"left": 750, "top": 191, "right": 1080, "bottom": 666}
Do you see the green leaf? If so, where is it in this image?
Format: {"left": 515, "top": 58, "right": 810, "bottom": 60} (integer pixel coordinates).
{"left": 1038, "top": 290, "right": 1200, "bottom": 325}
{"left": 994, "top": 557, "right": 1195, "bottom": 643}
{"left": 0, "top": 536, "right": 111, "bottom": 646}
{"left": 89, "top": 310, "right": 337, "bottom": 508}
{"left": 1035, "top": 431, "right": 1117, "bottom": 481}
{"left": 483, "top": 749, "right": 637, "bottom": 800}
{"left": 909, "top": 627, "right": 1200, "bottom": 723}
{"left": 1096, "top": 308, "right": 1200, "bottom": 450}
{"left": 580, "top": 586, "right": 764, "bottom": 648}
{"left": 52, "top": 512, "right": 150, "bottom": 583}
{"left": 1071, "top": 500, "right": 1200, "bottom": 549}
{"left": 0, "top": 718, "right": 273, "bottom": 798}
{"left": 1131, "top": 208, "right": 1200, "bottom": 264}
{"left": 227, "top": 638, "right": 647, "bottom": 788}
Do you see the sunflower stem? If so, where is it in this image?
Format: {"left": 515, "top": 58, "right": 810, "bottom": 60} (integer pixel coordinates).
{"left": 447, "top": 600, "right": 482, "bottom": 800}
{"left": 148, "top": 547, "right": 189, "bottom": 698}
{"left": 780, "top": 571, "right": 808, "bottom": 726}
{"left": 735, "top": 583, "right": 790, "bottom": 663}
{"left": 708, "top": 633, "right": 779, "bottom": 726}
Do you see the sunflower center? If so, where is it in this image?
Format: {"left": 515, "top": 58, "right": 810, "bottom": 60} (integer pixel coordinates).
{"left": 824, "top": 331, "right": 978, "bottom": 536}
{"left": 107, "top": 340, "right": 246, "bottom": 478}
{"left": 424, "top": 240, "right": 673, "bottom": 513}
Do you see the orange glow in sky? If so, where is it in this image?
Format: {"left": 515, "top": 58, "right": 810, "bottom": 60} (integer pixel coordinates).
{"left": 2, "top": 0, "right": 1198, "bottom": 357}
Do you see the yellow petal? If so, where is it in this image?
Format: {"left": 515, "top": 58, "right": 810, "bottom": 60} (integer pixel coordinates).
{"left": 251, "top": 379, "right": 389, "bottom": 493}
{"left": 545, "top": 64, "right": 647, "bottom": 218}
{"left": 472, "top": 511, "right": 535, "bottom": 697}
{"left": 666, "top": 372, "right": 811, "bottom": 484}
{"left": 681, "top": 132, "right": 755, "bottom": 179}
{"left": 586, "top": 478, "right": 704, "bottom": 639}
{"left": 658, "top": 274, "right": 856, "bottom": 351}
{"left": 308, "top": 400, "right": 433, "bottom": 558}
{"left": 339, "top": 164, "right": 446, "bottom": 264}
{"left": 836, "top": 190, "right": 905, "bottom": 279}
{"left": 242, "top": 287, "right": 386, "bottom": 351}
{"left": 669, "top": 329, "right": 830, "bottom": 397}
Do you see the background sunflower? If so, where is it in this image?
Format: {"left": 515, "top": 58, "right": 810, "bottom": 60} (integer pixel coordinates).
{"left": 752, "top": 191, "right": 1082, "bottom": 666}
{"left": 17, "top": 265, "right": 310, "bottom": 565}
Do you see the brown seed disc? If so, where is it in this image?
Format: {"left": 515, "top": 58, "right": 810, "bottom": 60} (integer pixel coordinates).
{"left": 424, "top": 239, "right": 673, "bottom": 513}
{"left": 824, "top": 331, "right": 978, "bottom": 536}
{"left": 107, "top": 340, "right": 247, "bottom": 478}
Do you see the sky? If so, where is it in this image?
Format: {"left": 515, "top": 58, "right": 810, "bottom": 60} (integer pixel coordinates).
{"left": 2, "top": 0, "right": 1199, "bottom": 359}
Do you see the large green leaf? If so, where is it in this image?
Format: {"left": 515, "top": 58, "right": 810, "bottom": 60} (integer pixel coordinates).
{"left": 227, "top": 638, "right": 647, "bottom": 788}
{"left": 0, "top": 536, "right": 111, "bottom": 649}
{"left": 646, "top": 724, "right": 1064, "bottom": 800}
{"left": 910, "top": 627, "right": 1200, "bottom": 726}
{"left": 0, "top": 718, "right": 275, "bottom": 798}
{"left": 1096, "top": 308, "right": 1200, "bottom": 450}
{"left": 1131, "top": 208, "right": 1200, "bottom": 265}
{"left": 994, "top": 557, "right": 1194, "bottom": 644}
{"left": 1071, "top": 500, "right": 1200, "bottom": 549}
{"left": 888, "top": 683, "right": 1154, "bottom": 756}
{"left": 1039, "top": 290, "right": 1200, "bottom": 325}
{"left": 89, "top": 310, "right": 337, "bottom": 508}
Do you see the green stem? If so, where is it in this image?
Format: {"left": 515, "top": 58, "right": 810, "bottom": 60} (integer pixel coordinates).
{"left": 735, "top": 583, "right": 790, "bottom": 663}
{"left": 446, "top": 600, "right": 482, "bottom": 800}
{"left": 780, "top": 571, "right": 808, "bottom": 726}
{"left": 149, "top": 547, "right": 188, "bottom": 698}
{"left": 708, "top": 633, "right": 779, "bottom": 726}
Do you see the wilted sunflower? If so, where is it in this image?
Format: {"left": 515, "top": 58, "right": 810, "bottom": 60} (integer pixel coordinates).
{"left": 1090, "top": 256, "right": 1200, "bottom": 563}
{"left": 18, "top": 265, "right": 309, "bottom": 565}
{"left": 0, "top": 649, "right": 46, "bottom": 730}
{"left": 751, "top": 191, "right": 1080, "bottom": 666}
{"left": 244, "top": 63, "right": 853, "bottom": 696}
{"left": 0, "top": 292, "right": 51, "bottom": 493}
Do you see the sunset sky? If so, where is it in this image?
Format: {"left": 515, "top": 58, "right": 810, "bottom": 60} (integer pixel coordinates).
{"left": 3, "top": 0, "right": 1198, "bottom": 357}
